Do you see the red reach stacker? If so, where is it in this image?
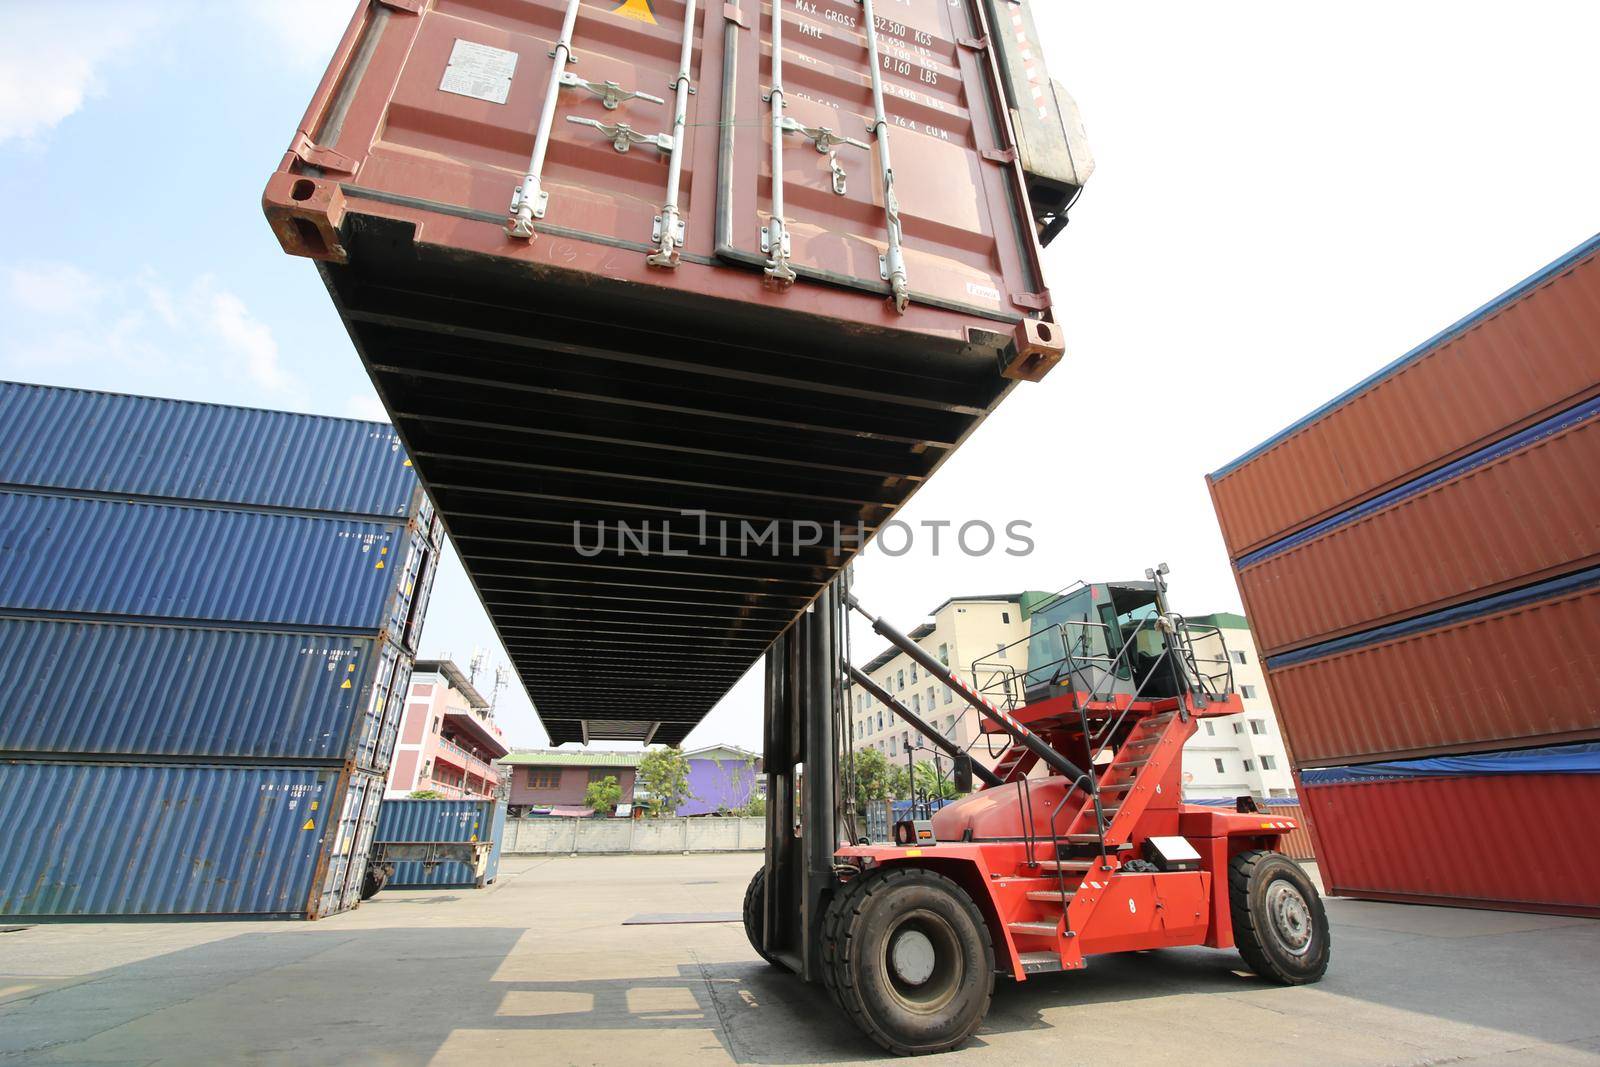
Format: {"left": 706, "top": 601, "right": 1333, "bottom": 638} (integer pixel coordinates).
{"left": 745, "top": 570, "right": 1329, "bottom": 1054}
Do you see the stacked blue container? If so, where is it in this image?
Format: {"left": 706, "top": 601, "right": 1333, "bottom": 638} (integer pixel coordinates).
{"left": 0, "top": 382, "right": 444, "bottom": 920}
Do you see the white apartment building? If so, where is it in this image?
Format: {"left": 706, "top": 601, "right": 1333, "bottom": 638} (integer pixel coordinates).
{"left": 848, "top": 596, "right": 1296, "bottom": 801}
{"left": 1180, "top": 613, "right": 1296, "bottom": 800}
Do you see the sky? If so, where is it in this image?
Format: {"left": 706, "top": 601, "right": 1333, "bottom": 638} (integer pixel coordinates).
{"left": 2, "top": 1, "right": 1596, "bottom": 754}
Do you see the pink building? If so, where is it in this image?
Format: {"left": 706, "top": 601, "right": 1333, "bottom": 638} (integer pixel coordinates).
{"left": 386, "top": 659, "right": 510, "bottom": 799}
{"left": 501, "top": 751, "right": 642, "bottom": 817}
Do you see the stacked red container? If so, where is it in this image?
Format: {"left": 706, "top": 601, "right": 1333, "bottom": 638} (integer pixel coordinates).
{"left": 1208, "top": 232, "right": 1600, "bottom": 915}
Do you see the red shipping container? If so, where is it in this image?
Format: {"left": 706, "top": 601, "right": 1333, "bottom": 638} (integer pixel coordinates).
{"left": 263, "top": 0, "right": 1068, "bottom": 744}
{"left": 1301, "top": 756, "right": 1600, "bottom": 918}
{"left": 1209, "top": 234, "right": 1600, "bottom": 559}
{"left": 1264, "top": 567, "right": 1600, "bottom": 768}
{"left": 1237, "top": 397, "right": 1600, "bottom": 655}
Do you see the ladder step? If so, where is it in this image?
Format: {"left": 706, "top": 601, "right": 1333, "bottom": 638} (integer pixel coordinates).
{"left": 1099, "top": 782, "right": 1133, "bottom": 794}
{"left": 1120, "top": 757, "right": 1150, "bottom": 768}
{"left": 1066, "top": 833, "right": 1101, "bottom": 843}
{"left": 1126, "top": 737, "right": 1158, "bottom": 749}
{"left": 1142, "top": 713, "right": 1174, "bottom": 727}
{"left": 1017, "top": 951, "right": 1064, "bottom": 974}
{"left": 1008, "top": 921, "right": 1060, "bottom": 938}
{"left": 1026, "top": 889, "right": 1076, "bottom": 903}
{"left": 1037, "top": 859, "right": 1094, "bottom": 872}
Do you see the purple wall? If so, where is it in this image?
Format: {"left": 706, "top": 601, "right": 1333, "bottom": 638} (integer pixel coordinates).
{"left": 680, "top": 756, "right": 759, "bottom": 816}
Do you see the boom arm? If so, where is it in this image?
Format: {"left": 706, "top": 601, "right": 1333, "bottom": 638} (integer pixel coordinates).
{"left": 848, "top": 665, "right": 1003, "bottom": 788}
{"left": 844, "top": 594, "right": 1090, "bottom": 785}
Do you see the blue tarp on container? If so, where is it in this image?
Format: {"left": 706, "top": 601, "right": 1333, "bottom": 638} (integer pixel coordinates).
{"left": 374, "top": 798, "right": 506, "bottom": 888}
{"left": 0, "top": 491, "right": 431, "bottom": 640}
{"left": 0, "top": 618, "right": 412, "bottom": 768}
{"left": 0, "top": 762, "right": 365, "bottom": 919}
{"left": 1301, "top": 743, "right": 1600, "bottom": 786}
{"left": 0, "top": 381, "right": 418, "bottom": 518}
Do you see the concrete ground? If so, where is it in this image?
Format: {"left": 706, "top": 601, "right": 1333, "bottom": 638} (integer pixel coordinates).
{"left": 1, "top": 853, "right": 1597, "bottom": 1066}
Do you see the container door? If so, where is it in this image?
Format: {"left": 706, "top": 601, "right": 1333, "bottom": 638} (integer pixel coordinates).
{"left": 354, "top": 641, "right": 411, "bottom": 771}
{"left": 316, "top": 771, "right": 383, "bottom": 918}
{"left": 720, "top": 0, "right": 1037, "bottom": 317}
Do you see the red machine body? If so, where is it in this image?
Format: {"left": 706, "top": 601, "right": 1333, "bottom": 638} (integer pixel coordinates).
{"left": 835, "top": 689, "right": 1301, "bottom": 976}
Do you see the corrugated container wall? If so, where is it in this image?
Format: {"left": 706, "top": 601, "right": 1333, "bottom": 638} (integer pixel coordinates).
{"left": 0, "top": 762, "right": 385, "bottom": 920}
{"left": 1210, "top": 233, "right": 1600, "bottom": 770}
{"left": 0, "top": 619, "right": 414, "bottom": 767}
{"left": 1209, "top": 233, "right": 1600, "bottom": 558}
{"left": 263, "top": 0, "right": 1074, "bottom": 745}
{"left": 0, "top": 492, "right": 434, "bottom": 645}
{"left": 374, "top": 797, "right": 507, "bottom": 888}
{"left": 1266, "top": 567, "right": 1600, "bottom": 767}
{"left": 1299, "top": 747, "right": 1600, "bottom": 918}
{"left": 0, "top": 383, "right": 441, "bottom": 920}
{"left": 0, "top": 381, "right": 420, "bottom": 517}
{"left": 1236, "top": 396, "right": 1600, "bottom": 656}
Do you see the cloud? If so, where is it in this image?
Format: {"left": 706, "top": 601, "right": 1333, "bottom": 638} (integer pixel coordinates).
{"left": 0, "top": 6, "right": 160, "bottom": 144}
{"left": 344, "top": 390, "right": 391, "bottom": 422}
{"left": 207, "top": 288, "right": 290, "bottom": 392}
{"left": 1, "top": 262, "right": 303, "bottom": 403}
{"left": 244, "top": 1, "right": 358, "bottom": 69}
{"left": 5, "top": 263, "right": 103, "bottom": 315}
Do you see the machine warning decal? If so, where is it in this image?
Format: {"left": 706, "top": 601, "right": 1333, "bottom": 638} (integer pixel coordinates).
{"left": 439, "top": 40, "right": 518, "bottom": 105}
{"left": 611, "top": 0, "right": 657, "bottom": 24}
{"left": 302, "top": 819, "right": 316, "bottom": 831}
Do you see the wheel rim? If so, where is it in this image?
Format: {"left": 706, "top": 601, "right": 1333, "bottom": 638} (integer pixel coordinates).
{"left": 1264, "top": 879, "right": 1314, "bottom": 957}
{"left": 882, "top": 909, "right": 963, "bottom": 1013}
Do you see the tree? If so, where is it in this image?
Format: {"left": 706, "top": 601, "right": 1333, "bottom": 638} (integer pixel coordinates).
{"left": 913, "top": 760, "right": 959, "bottom": 802}
{"left": 583, "top": 775, "right": 622, "bottom": 816}
{"left": 638, "top": 747, "right": 692, "bottom": 816}
{"left": 845, "top": 747, "right": 893, "bottom": 811}
{"left": 737, "top": 793, "right": 767, "bottom": 818}
{"left": 887, "top": 765, "right": 912, "bottom": 801}
{"left": 408, "top": 789, "right": 444, "bottom": 800}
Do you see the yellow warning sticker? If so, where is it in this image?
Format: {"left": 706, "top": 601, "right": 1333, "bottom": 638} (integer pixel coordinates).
{"left": 403, "top": 459, "right": 413, "bottom": 467}
{"left": 611, "top": 0, "right": 656, "bottom": 24}
{"left": 310, "top": 801, "right": 319, "bottom": 811}
{"left": 341, "top": 679, "right": 352, "bottom": 690}
{"left": 375, "top": 560, "right": 385, "bottom": 569}
{"left": 347, "top": 663, "right": 357, "bottom": 672}
{"left": 302, "top": 819, "right": 316, "bottom": 831}
{"left": 905, "top": 848, "right": 923, "bottom": 858}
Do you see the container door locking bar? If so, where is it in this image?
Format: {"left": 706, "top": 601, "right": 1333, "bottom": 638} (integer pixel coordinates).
{"left": 858, "top": 0, "right": 910, "bottom": 313}
{"left": 763, "top": 0, "right": 796, "bottom": 289}
{"left": 508, "top": 0, "right": 583, "bottom": 238}
{"left": 648, "top": 0, "right": 699, "bottom": 269}
{"left": 507, "top": 0, "right": 665, "bottom": 239}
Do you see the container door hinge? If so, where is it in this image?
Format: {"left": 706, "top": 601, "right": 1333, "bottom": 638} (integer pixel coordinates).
{"left": 291, "top": 133, "right": 357, "bottom": 175}
{"left": 723, "top": 3, "right": 749, "bottom": 28}
{"left": 1011, "top": 290, "right": 1052, "bottom": 311}
{"left": 375, "top": 0, "right": 424, "bottom": 12}
{"left": 958, "top": 35, "right": 989, "bottom": 52}
{"left": 982, "top": 146, "right": 1018, "bottom": 164}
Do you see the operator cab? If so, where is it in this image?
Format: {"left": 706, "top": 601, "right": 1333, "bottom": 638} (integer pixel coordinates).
{"left": 1020, "top": 581, "right": 1185, "bottom": 705}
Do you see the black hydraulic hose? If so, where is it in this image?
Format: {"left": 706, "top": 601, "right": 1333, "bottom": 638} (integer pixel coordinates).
{"left": 848, "top": 666, "right": 1003, "bottom": 788}
{"left": 844, "top": 593, "right": 1090, "bottom": 784}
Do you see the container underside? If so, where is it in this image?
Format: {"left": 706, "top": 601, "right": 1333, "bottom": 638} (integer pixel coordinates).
{"left": 326, "top": 214, "right": 1020, "bottom": 744}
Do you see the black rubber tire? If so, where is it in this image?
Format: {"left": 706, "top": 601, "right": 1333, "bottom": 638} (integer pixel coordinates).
{"left": 742, "top": 868, "right": 783, "bottom": 968}
{"left": 820, "top": 869, "right": 875, "bottom": 1011}
{"left": 825, "top": 866, "right": 995, "bottom": 1056}
{"left": 1230, "top": 850, "right": 1330, "bottom": 984}
{"left": 360, "top": 864, "right": 390, "bottom": 901}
